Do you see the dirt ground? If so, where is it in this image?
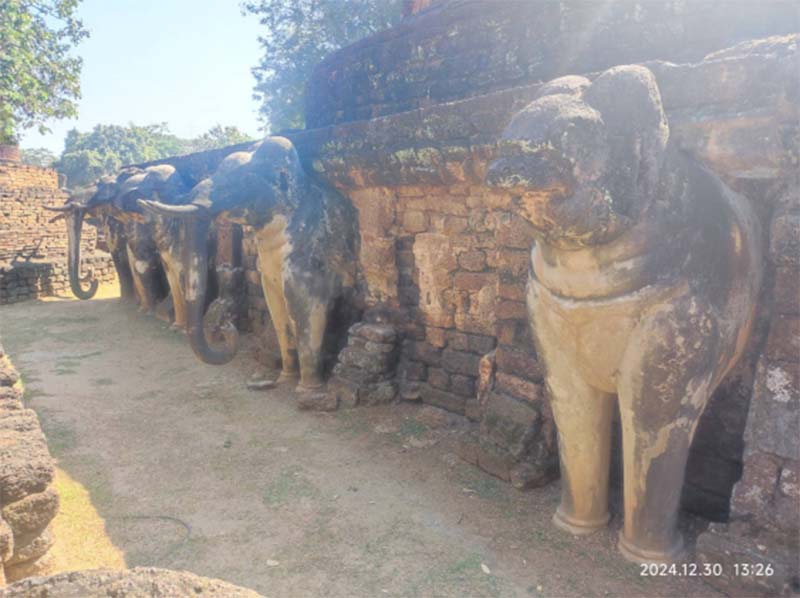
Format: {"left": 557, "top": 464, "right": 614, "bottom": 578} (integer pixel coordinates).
{"left": 0, "top": 286, "right": 722, "bottom": 597}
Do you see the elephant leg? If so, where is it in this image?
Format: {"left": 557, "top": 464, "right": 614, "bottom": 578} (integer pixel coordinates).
{"left": 163, "top": 260, "right": 187, "bottom": 330}
{"left": 112, "top": 249, "right": 135, "bottom": 302}
{"left": 126, "top": 244, "right": 148, "bottom": 310}
{"left": 547, "top": 369, "right": 615, "bottom": 535}
{"left": 257, "top": 249, "right": 299, "bottom": 382}
{"left": 126, "top": 244, "right": 161, "bottom": 313}
{"left": 285, "top": 277, "right": 329, "bottom": 391}
{"left": 617, "top": 298, "right": 717, "bottom": 563}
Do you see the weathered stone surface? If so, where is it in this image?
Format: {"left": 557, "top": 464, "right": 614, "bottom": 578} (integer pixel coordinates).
{"left": 6, "top": 526, "right": 54, "bottom": 566}
{"left": 745, "top": 359, "right": 800, "bottom": 461}
{"left": 0, "top": 518, "right": 13, "bottom": 563}
{"left": 306, "top": 0, "right": 797, "bottom": 128}
{"left": 2, "top": 487, "right": 59, "bottom": 538}
{"left": 413, "top": 233, "right": 457, "bottom": 328}
{"left": 351, "top": 323, "right": 397, "bottom": 344}
{"left": 696, "top": 522, "right": 799, "bottom": 598}
{"left": 773, "top": 266, "right": 800, "bottom": 316}
{"left": 1, "top": 567, "right": 262, "bottom": 597}
{"left": 360, "top": 381, "right": 398, "bottom": 406}
{"left": 766, "top": 316, "right": 800, "bottom": 364}
{"left": 327, "top": 376, "right": 360, "bottom": 409}
{"left": 494, "top": 373, "right": 542, "bottom": 403}
{"left": 450, "top": 374, "right": 475, "bottom": 398}
{"left": 494, "top": 345, "right": 543, "bottom": 382}
{"left": 0, "top": 410, "right": 55, "bottom": 504}
{"left": 770, "top": 211, "right": 800, "bottom": 266}
{"left": 0, "top": 358, "right": 19, "bottom": 388}
{"left": 441, "top": 349, "right": 480, "bottom": 376}
{"left": 420, "top": 385, "right": 466, "bottom": 415}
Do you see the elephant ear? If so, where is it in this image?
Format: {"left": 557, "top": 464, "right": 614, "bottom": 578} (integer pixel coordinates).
{"left": 584, "top": 65, "right": 669, "bottom": 216}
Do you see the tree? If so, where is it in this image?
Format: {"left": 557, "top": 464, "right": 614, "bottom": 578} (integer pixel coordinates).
{"left": 183, "top": 125, "right": 255, "bottom": 153}
{"left": 55, "top": 123, "right": 255, "bottom": 188}
{"left": 242, "top": 0, "right": 402, "bottom": 131}
{"left": 0, "top": 0, "right": 89, "bottom": 144}
{"left": 20, "top": 147, "right": 57, "bottom": 168}
{"left": 55, "top": 123, "right": 178, "bottom": 187}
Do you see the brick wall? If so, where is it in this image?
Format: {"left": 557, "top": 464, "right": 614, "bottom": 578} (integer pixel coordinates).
{"left": 0, "top": 257, "right": 116, "bottom": 305}
{"left": 0, "top": 159, "right": 113, "bottom": 304}
{"left": 0, "top": 160, "right": 96, "bottom": 264}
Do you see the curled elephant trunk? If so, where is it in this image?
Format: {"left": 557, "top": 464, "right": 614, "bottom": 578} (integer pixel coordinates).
{"left": 66, "top": 209, "right": 99, "bottom": 300}
{"left": 184, "top": 217, "right": 239, "bottom": 365}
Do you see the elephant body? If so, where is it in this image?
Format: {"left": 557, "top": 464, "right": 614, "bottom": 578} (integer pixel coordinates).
{"left": 487, "top": 67, "right": 762, "bottom": 563}
{"left": 141, "top": 137, "right": 359, "bottom": 390}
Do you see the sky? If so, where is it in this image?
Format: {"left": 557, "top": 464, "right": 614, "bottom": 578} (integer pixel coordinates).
{"left": 20, "top": 0, "right": 265, "bottom": 154}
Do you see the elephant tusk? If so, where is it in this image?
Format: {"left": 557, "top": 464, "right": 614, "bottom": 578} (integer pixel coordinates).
{"left": 44, "top": 205, "right": 74, "bottom": 212}
{"left": 137, "top": 199, "right": 205, "bottom": 219}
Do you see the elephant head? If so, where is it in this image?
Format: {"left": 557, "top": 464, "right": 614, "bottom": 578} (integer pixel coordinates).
{"left": 46, "top": 177, "right": 118, "bottom": 299}
{"left": 486, "top": 67, "right": 670, "bottom": 248}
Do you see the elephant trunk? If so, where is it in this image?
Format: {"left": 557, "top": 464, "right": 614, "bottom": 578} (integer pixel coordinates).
{"left": 184, "top": 217, "right": 239, "bottom": 364}
{"left": 66, "top": 209, "right": 99, "bottom": 300}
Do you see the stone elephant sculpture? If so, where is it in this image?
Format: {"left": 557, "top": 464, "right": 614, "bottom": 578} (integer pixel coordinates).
{"left": 486, "top": 66, "right": 762, "bottom": 563}
{"left": 102, "top": 164, "right": 194, "bottom": 327}
{"left": 47, "top": 183, "right": 136, "bottom": 302}
{"left": 50, "top": 165, "right": 190, "bottom": 322}
{"left": 140, "top": 136, "right": 359, "bottom": 391}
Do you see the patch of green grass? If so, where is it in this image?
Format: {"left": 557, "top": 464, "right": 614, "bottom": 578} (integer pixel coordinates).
{"left": 397, "top": 420, "right": 428, "bottom": 438}
{"left": 461, "top": 473, "right": 507, "bottom": 502}
{"left": 263, "top": 466, "right": 320, "bottom": 506}
{"left": 91, "top": 377, "right": 114, "bottom": 386}
{"left": 54, "top": 367, "right": 77, "bottom": 376}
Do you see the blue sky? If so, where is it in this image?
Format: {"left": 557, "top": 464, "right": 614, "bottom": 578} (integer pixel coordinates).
{"left": 20, "top": 0, "right": 265, "bottom": 154}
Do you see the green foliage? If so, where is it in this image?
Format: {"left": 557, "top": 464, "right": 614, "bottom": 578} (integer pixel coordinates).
{"left": 54, "top": 123, "right": 255, "bottom": 188}
{"left": 242, "top": 0, "right": 402, "bottom": 131}
{"left": 0, "top": 0, "right": 89, "bottom": 144}
{"left": 185, "top": 124, "right": 254, "bottom": 152}
{"left": 20, "top": 146, "right": 57, "bottom": 168}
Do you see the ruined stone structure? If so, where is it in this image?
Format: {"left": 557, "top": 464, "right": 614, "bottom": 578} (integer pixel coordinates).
{"left": 0, "top": 342, "right": 59, "bottom": 584}
{"left": 0, "top": 156, "right": 114, "bottom": 304}
{"left": 33, "top": 0, "right": 797, "bottom": 592}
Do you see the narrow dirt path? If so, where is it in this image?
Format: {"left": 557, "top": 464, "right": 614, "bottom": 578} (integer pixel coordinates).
{"left": 0, "top": 293, "right": 719, "bottom": 597}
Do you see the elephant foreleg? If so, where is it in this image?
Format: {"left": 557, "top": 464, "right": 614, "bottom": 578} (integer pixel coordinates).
{"left": 256, "top": 245, "right": 299, "bottom": 382}
{"left": 162, "top": 257, "right": 187, "bottom": 330}
{"left": 126, "top": 244, "right": 161, "bottom": 313}
{"left": 547, "top": 371, "right": 615, "bottom": 535}
{"left": 617, "top": 298, "right": 717, "bottom": 563}
{"left": 112, "top": 248, "right": 135, "bottom": 302}
{"left": 285, "top": 280, "right": 329, "bottom": 391}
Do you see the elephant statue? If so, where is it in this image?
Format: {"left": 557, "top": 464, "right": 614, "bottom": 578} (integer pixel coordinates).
{"left": 47, "top": 183, "right": 136, "bottom": 302}
{"left": 486, "top": 66, "right": 762, "bottom": 563}
{"left": 140, "top": 136, "right": 359, "bottom": 391}
{"left": 50, "top": 165, "right": 188, "bottom": 320}
{"left": 104, "top": 165, "right": 193, "bottom": 327}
